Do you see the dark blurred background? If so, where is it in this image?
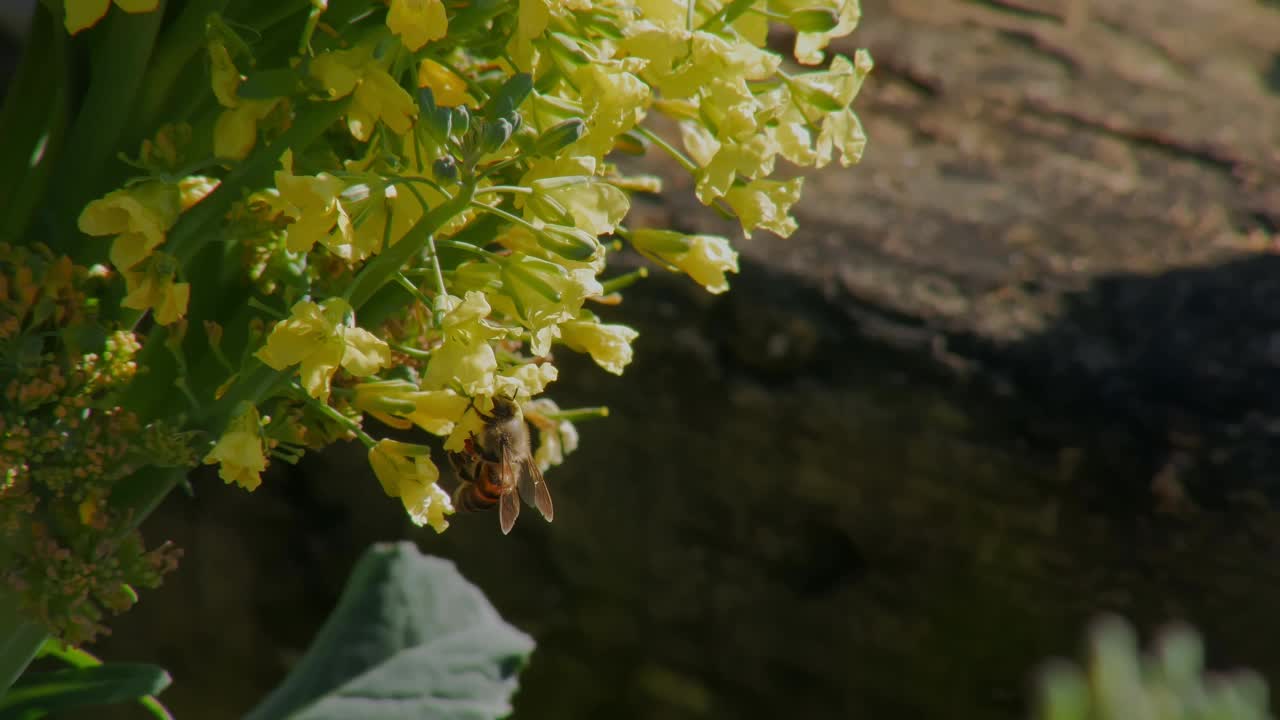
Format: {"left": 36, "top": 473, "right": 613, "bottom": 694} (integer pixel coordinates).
{"left": 7, "top": 0, "right": 1280, "bottom": 717}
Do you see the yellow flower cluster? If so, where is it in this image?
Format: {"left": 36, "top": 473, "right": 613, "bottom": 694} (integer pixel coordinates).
{"left": 67, "top": 0, "right": 870, "bottom": 531}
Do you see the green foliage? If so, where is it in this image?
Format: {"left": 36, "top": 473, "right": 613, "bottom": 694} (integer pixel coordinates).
{"left": 0, "top": 639, "right": 172, "bottom": 720}
{"left": 1036, "top": 616, "right": 1273, "bottom": 720}
{"left": 244, "top": 542, "right": 533, "bottom": 720}
{"left": 0, "top": 664, "right": 169, "bottom": 718}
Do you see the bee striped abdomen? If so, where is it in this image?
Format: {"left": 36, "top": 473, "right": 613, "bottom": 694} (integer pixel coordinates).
{"left": 451, "top": 455, "right": 506, "bottom": 512}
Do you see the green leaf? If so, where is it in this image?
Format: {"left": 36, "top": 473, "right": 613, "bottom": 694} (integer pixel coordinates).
{"left": 244, "top": 542, "right": 533, "bottom": 720}
{"left": 0, "top": 4, "right": 68, "bottom": 246}
{"left": 0, "top": 664, "right": 170, "bottom": 717}
{"left": 48, "top": 5, "right": 165, "bottom": 256}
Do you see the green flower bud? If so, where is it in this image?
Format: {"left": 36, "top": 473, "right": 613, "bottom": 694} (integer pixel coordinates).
{"left": 526, "top": 192, "right": 576, "bottom": 226}
{"left": 451, "top": 105, "right": 470, "bottom": 136}
{"left": 536, "top": 224, "right": 600, "bottom": 262}
{"left": 533, "top": 118, "right": 585, "bottom": 155}
{"left": 480, "top": 117, "right": 514, "bottom": 154}
{"left": 629, "top": 228, "right": 691, "bottom": 255}
{"left": 788, "top": 8, "right": 841, "bottom": 33}
{"left": 433, "top": 156, "right": 458, "bottom": 182}
{"left": 418, "top": 90, "right": 454, "bottom": 143}
{"left": 546, "top": 32, "right": 590, "bottom": 68}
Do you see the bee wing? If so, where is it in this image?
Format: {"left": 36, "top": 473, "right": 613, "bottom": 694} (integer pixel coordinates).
{"left": 517, "top": 459, "right": 554, "bottom": 522}
{"left": 499, "top": 488, "right": 520, "bottom": 535}
{"left": 496, "top": 442, "right": 519, "bottom": 490}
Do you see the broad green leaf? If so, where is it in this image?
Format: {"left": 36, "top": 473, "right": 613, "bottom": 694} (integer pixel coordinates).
{"left": 0, "top": 664, "right": 170, "bottom": 717}
{"left": 244, "top": 542, "right": 533, "bottom": 720}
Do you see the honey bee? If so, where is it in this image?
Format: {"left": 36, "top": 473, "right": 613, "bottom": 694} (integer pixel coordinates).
{"left": 448, "top": 396, "right": 554, "bottom": 534}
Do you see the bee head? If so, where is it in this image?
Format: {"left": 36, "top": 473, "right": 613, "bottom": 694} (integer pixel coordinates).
{"left": 487, "top": 395, "right": 520, "bottom": 421}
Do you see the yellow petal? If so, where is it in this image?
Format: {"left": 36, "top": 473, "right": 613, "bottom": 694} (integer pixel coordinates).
{"left": 417, "top": 59, "right": 474, "bottom": 107}
{"left": 387, "top": 0, "right": 448, "bottom": 51}
{"left": 109, "top": 231, "right": 157, "bottom": 271}
{"left": 340, "top": 326, "right": 392, "bottom": 376}
{"left": 114, "top": 0, "right": 160, "bottom": 12}
{"left": 64, "top": 0, "right": 112, "bottom": 33}
{"left": 154, "top": 281, "right": 190, "bottom": 325}
{"left": 559, "top": 320, "right": 637, "bottom": 375}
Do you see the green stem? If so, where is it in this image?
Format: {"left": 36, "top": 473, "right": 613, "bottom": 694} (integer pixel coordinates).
{"left": 435, "top": 238, "right": 505, "bottom": 261}
{"left": 541, "top": 406, "right": 610, "bottom": 422}
{"left": 469, "top": 200, "right": 541, "bottom": 233}
{"left": 632, "top": 124, "right": 698, "bottom": 174}
{"left": 390, "top": 343, "right": 434, "bottom": 361}
{"left": 386, "top": 180, "right": 450, "bottom": 323}
{"left": 349, "top": 178, "right": 477, "bottom": 310}
{"left": 473, "top": 185, "right": 532, "bottom": 196}
{"left": 302, "top": 392, "right": 375, "bottom": 447}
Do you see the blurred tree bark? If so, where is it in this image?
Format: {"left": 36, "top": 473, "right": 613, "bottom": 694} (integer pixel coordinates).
{"left": 96, "top": 1, "right": 1280, "bottom": 719}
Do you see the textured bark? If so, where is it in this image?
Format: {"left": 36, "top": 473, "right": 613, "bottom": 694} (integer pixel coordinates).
{"left": 97, "top": 1, "right": 1280, "bottom": 719}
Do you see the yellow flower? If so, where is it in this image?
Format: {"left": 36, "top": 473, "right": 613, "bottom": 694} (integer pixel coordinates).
{"left": 787, "top": 0, "right": 862, "bottom": 65}
{"left": 208, "top": 40, "right": 242, "bottom": 108}
{"left": 348, "top": 67, "right": 417, "bottom": 141}
{"left": 65, "top": 0, "right": 159, "bottom": 35}
{"left": 79, "top": 181, "right": 181, "bottom": 269}
{"left": 348, "top": 183, "right": 425, "bottom": 259}
{"left": 178, "top": 176, "right": 220, "bottom": 210}
{"left": 559, "top": 319, "right": 638, "bottom": 375}
{"left": 311, "top": 49, "right": 416, "bottom": 141}
{"left": 480, "top": 256, "right": 604, "bottom": 355}
{"left": 203, "top": 406, "right": 267, "bottom": 491}
{"left": 274, "top": 154, "right": 354, "bottom": 255}
{"left": 494, "top": 362, "right": 559, "bottom": 399}
{"left": 215, "top": 99, "right": 284, "bottom": 161}
{"left": 525, "top": 397, "right": 579, "bottom": 471}
{"left": 418, "top": 59, "right": 475, "bottom": 107}
{"left": 519, "top": 156, "right": 629, "bottom": 235}
{"left": 677, "top": 234, "right": 739, "bottom": 294}
{"left": 256, "top": 298, "right": 392, "bottom": 401}
{"left": 387, "top": 0, "right": 448, "bottom": 51}
{"left": 695, "top": 134, "right": 779, "bottom": 204}
{"left": 571, "top": 64, "right": 650, "bottom": 158}
{"left": 121, "top": 256, "right": 190, "bottom": 325}
{"left": 368, "top": 439, "right": 453, "bottom": 532}
{"left": 510, "top": 0, "right": 551, "bottom": 70}
{"left": 723, "top": 178, "right": 804, "bottom": 238}
{"left": 817, "top": 108, "right": 868, "bottom": 169}
{"left": 311, "top": 47, "right": 369, "bottom": 99}
{"left": 352, "top": 381, "right": 470, "bottom": 435}
{"left": 632, "top": 229, "right": 739, "bottom": 294}
{"left": 107, "top": 233, "right": 158, "bottom": 273}
{"left": 421, "top": 292, "right": 505, "bottom": 395}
